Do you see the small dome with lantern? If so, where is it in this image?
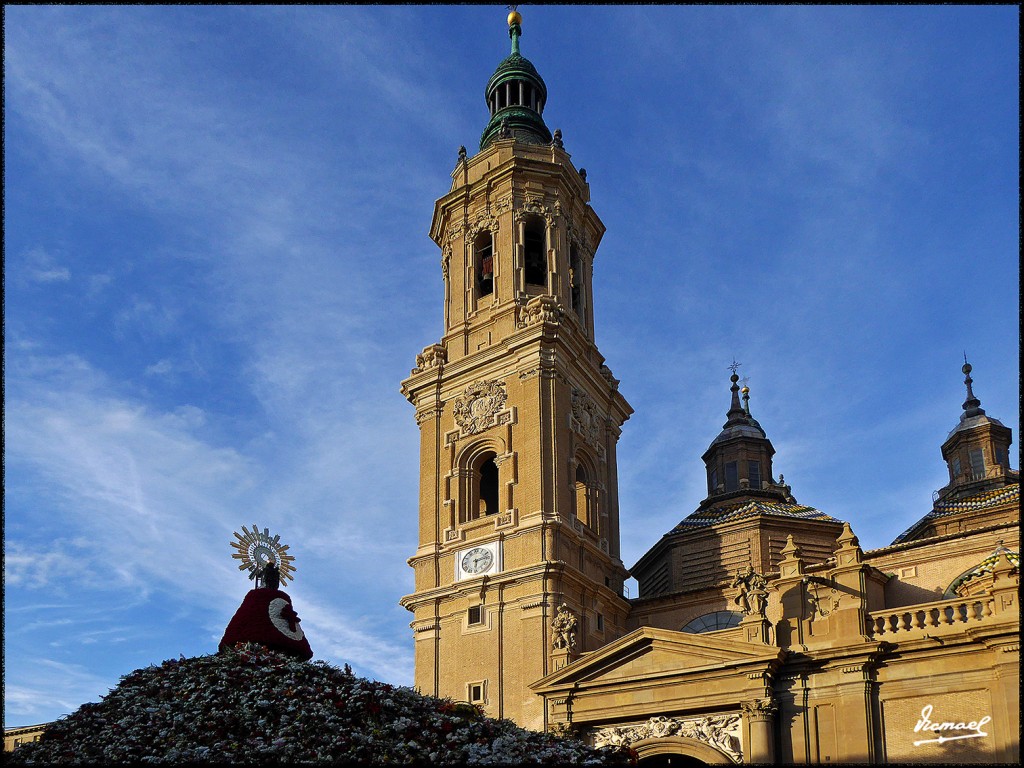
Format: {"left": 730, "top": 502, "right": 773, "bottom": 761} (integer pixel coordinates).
{"left": 479, "top": 10, "right": 553, "bottom": 149}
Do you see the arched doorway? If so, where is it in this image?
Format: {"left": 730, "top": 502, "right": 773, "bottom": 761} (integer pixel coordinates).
{"left": 632, "top": 736, "right": 735, "bottom": 766}
{"left": 637, "top": 754, "right": 708, "bottom": 767}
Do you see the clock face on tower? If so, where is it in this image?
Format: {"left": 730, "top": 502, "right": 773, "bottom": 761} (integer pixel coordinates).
{"left": 461, "top": 547, "right": 493, "bottom": 574}
{"left": 456, "top": 542, "right": 500, "bottom": 580}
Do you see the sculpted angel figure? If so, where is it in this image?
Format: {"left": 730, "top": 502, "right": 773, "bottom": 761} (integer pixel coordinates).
{"left": 731, "top": 565, "right": 770, "bottom": 617}
{"left": 551, "top": 603, "right": 578, "bottom": 650}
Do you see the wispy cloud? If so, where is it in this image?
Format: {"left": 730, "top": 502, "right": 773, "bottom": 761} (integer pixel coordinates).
{"left": 4, "top": 660, "right": 114, "bottom": 723}
{"left": 18, "top": 246, "right": 72, "bottom": 284}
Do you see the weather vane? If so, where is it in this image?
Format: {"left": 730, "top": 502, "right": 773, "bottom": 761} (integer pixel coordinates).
{"left": 230, "top": 525, "right": 296, "bottom": 588}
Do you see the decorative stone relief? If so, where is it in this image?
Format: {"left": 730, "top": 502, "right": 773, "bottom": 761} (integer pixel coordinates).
{"left": 806, "top": 579, "right": 842, "bottom": 619}
{"left": 493, "top": 194, "right": 514, "bottom": 215}
{"left": 730, "top": 566, "right": 771, "bottom": 617}
{"left": 441, "top": 245, "right": 451, "bottom": 280}
{"left": 551, "top": 603, "right": 578, "bottom": 651}
{"left": 519, "top": 295, "right": 562, "bottom": 328}
{"left": 413, "top": 344, "right": 447, "bottom": 374}
{"left": 445, "top": 221, "right": 464, "bottom": 243}
{"left": 571, "top": 388, "right": 605, "bottom": 453}
{"left": 514, "top": 196, "right": 556, "bottom": 226}
{"left": 593, "top": 714, "right": 742, "bottom": 763}
{"left": 740, "top": 699, "right": 777, "bottom": 718}
{"left": 452, "top": 379, "right": 508, "bottom": 436}
{"left": 414, "top": 407, "right": 443, "bottom": 426}
{"left": 469, "top": 211, "right": 500, "bottom": 236}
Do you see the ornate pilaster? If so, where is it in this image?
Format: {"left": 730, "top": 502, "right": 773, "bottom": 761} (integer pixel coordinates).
{"left": 741, "top": 698, "right": 777, "bottom": 764}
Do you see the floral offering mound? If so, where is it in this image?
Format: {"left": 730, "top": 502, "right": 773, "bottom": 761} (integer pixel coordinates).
{"left": 9, "top": 644, "right": 631, "bottom": 765}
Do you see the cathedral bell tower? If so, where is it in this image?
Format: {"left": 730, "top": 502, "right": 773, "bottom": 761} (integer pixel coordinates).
{"left": 399, "top": 11, "right": 632, "bottom": 730}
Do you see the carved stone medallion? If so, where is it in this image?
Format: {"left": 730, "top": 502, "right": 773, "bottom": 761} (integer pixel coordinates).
{"left": 571, "top": 388, "right": 603, "bottom": 447}
{"left": 452, "top": 379, "right": 508, "bottom": 436}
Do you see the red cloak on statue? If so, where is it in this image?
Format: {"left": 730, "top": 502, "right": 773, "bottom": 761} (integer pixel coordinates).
{"left": 219, "top": 588, "right": 313, "bottom": 661}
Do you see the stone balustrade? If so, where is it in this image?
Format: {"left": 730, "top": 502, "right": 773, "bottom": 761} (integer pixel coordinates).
{"left": 868, "top": 596, "right": 993, "bottom": 637}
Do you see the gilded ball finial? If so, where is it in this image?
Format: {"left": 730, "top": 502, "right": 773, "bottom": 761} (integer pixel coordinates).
{"left": 508, "top": 10, "right": 522, "bottom": 27}
{"left": 741, "top": 386, "right": 749, "bottom": 395}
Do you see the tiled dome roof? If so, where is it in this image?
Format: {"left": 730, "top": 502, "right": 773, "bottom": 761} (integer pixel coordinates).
{"left": 670, "top": 500, "right": 839, "bottom": 534}
{"left": 891, "top": 484, "right": 1020, "bottom": 544}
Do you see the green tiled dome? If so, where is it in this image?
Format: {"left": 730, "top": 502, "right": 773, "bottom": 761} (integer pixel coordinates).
{"left": 479, "top": 20, "right": 552, "bottom": 149}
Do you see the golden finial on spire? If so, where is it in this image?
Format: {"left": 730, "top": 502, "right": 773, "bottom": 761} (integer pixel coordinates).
{"left": 507, "top": 5, "right": 522, "bottom": 27}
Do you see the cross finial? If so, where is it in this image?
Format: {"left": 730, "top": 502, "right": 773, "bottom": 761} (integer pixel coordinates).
{"left": 728, "top": 360, "right": 741, "bottom": 375}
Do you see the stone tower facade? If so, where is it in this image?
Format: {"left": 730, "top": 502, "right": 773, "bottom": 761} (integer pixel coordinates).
{"left": 399, "top": 12, "right": 632, "bottom": 730}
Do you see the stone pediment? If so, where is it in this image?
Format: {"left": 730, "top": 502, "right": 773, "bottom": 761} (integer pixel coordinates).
{"left": 532, "top": 626, "right": 782, "bottom": 691}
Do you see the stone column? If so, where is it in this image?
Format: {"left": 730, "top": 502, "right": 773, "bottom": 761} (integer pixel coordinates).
{"left": 742, "top": 698, "right": 777, "bottom": 764}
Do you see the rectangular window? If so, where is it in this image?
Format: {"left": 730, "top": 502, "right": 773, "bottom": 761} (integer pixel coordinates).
{"left": 748, "top": 461, "right": 761, "bottom": 490}
{"left": 596, "top": 613, "right": 604, "bottom": 632}
{"left": 969, "top": 448, "right": 985, "bottom": 477}
{"left": 468, "top": 606, "right": 483, "bottom": 625}
{"left": 468, "top": 682, "right": 485, "bottom": 703}
{"left": 952, "top": 457, "right": 962, "bottom": 477}
{"left": 710, "top": 468, "right": 718, "bottom": 493}
{"left": 725, "top": 462, "right": 739, "bottom": 492}
{"left": 995, "top": 447, "right": 1007, "bottom": 467}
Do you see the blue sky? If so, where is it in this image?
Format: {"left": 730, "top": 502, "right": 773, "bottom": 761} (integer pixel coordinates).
{"left": 4, "top": 6, "right": 1018, "bottom": 728}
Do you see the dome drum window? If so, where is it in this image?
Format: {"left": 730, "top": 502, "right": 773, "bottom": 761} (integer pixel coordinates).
{"left": 682, "top": 610, "right": 743, "bottom": 633}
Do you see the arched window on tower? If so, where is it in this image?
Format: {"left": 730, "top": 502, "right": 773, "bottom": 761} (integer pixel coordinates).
{"left": 524, "top": 218, "right": 546, "bottom": 287}
{"left": 476, "top": 452, "right": 499, "bottom": 518}
{"left": 574, "top": 464, "right": 589, "bottom": 527}
{"left": 570, "top": 243, "right": 584, "bottom": 319}
{"left": 475, "top": 231, "right": 494, "bottom": 298}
